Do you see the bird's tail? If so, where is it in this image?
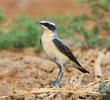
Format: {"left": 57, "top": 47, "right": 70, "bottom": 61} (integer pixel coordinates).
{"left": 77, "top": 66, "right": 90, "bottom": 74}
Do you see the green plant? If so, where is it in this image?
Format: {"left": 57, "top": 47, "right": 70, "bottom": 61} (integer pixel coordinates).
{"left": 0, "top": 5, "right": 110, "bottom": 51}
{"left": 79, "top": 0, "right": 110, "bottom": 48}
{"left": 0, "top": 8, "right": 5, "bottom": 23}
{"left": 0, "top": 14, "right": 42, "bottom": 51}
{"left": 98, "top": 81, "right": 110, "bottom": 100}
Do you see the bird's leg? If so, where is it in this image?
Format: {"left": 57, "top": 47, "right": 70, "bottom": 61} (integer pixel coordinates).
{"left": 50, "top": 63, "right": 64, "bottom": 88}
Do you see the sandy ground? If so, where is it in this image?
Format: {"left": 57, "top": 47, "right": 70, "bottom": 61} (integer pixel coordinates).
{"left": 0, "top": 47, "right": 110, "bottom": 99}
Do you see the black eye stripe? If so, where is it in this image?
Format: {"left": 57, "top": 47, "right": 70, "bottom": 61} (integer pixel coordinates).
{"left": 42, "top": 23, "right": 49, "bottom": 27}
{"left": 41, "top": 22, "right": 56, "bottom": 31}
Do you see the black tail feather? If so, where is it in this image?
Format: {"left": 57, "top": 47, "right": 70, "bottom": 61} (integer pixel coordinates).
{"left": 78, "top": 67, "right": 90, "bottom": 74}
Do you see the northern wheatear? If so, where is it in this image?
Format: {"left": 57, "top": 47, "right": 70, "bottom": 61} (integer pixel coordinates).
{"left": 36, "top": 20, "right": 89, "bottom": 88}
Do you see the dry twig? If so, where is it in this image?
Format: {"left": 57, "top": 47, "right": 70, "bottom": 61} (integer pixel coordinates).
{"left": 94, "top": 51, "right": 104, "bottom": 81}
{"left": 0, "top": 87, "right": 100, "bottom": 99}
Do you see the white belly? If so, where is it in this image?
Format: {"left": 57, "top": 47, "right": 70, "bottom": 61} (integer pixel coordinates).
{"left": 41, "top": 33, "right": 70, "bottom": 65}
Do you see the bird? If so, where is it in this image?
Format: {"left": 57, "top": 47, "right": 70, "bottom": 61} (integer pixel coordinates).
{"left": 35, "top": 20, "right": 89, "bottom": 88}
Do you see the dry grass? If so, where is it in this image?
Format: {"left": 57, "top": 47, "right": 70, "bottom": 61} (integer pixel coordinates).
{"left": 0, "top": 79, "right": 110, "bottom": 99}
{"left": 0, "top": 87, "right": 99, "bottom": 99}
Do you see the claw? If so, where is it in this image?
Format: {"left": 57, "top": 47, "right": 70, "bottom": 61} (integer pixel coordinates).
{"left": 57, "top": 82, "right": 64, "bottom": 88}
{"left": 43, "top": 81, "right": 64, "bottom": 88}
{"left": 50, "top": 83, "right": 57, "bottom": 88}
{"left": 50, "top": 82, "right": 64, "bottom": 88}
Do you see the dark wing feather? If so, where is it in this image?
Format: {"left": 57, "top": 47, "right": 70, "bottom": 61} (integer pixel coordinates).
{"left": 53, "top": 39, "right": 89, "bottom": 73}
{"left": 53, "top": 39, "right": 81, "bottom": 66}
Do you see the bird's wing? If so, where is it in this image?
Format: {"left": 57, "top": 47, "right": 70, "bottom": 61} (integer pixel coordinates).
{"left": 52, "top": 38, "right": 81, "bottom": 66}
{"left": 52, "top": 38, "right": 89, "bottom": 73}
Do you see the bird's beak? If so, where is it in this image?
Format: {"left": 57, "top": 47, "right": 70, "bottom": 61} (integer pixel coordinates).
{"left": 35, "top": 22, "right": 40, "bottom": 25}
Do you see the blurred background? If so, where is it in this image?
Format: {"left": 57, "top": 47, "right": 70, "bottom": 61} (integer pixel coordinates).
{"left": 0, "top": 0, "right": 110, "bottom": 99}
{"left": 0, "top": 0, "right": 110, "bottom": 50}
{"left": 0, "top": 0, "right": 91, "bottom": 17}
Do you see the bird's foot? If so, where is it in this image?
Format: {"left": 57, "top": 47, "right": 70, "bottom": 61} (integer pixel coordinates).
{"left": 43, "top": 82, "right": 64, "bottom": 88}
{"left": 49, "top": 81, "right": 64, "bottom": 88}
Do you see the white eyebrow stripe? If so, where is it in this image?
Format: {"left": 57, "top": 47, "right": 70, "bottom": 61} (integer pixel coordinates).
{"left": 40, "top": 20, "right": 56, "bottom": 26}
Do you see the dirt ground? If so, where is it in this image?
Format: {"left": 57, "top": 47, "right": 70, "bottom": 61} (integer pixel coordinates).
{"left": 0, "top": 47, "right": 110, "bottom": 99}
{"left": 0, "top": 0, "right": 110, "bottom": 100}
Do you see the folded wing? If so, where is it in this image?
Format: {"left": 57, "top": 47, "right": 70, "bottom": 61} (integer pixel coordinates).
{"left": 53, "top": 38, "right": 89, "bottom": 73}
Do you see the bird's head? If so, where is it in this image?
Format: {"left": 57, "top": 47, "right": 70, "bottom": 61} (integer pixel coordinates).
{"left": 35, "top": 20, "right": 56, "bottom": 32}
